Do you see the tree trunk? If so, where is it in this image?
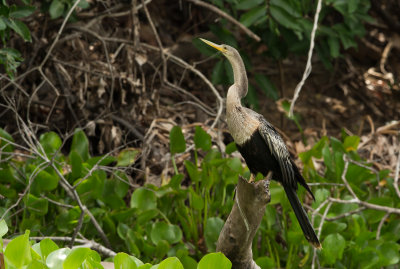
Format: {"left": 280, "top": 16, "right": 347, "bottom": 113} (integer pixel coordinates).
{"left": 216, "top": 174, "right": 271, "bottom": 269}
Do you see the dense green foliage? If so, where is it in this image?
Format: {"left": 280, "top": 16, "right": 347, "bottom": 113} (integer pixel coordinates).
{"left": 0, "top": 1, "right": 33, "bottom": 78}
{"left": 0, "top": 127, "right": 241, "bottom": 267}
{"left": 0, "top": 222, "right": 231, "bottom": 269}
{"left": 196, "top": 0, "right": 372, "bottom": 108}
{"left": 1, "top": 126, "right": 399, "bottom": 268}
{"left": 256, "top": 134, "right": 399, "bottom": 268}
{"left": 0, "top": 0, "right": 89, "bottom": 78}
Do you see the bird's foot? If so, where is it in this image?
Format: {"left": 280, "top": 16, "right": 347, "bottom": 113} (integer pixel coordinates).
{"left": 249, "top": 174, "right": 255, "bottom": 183}
{"left": 265, "top": 171, "right": 273, "bottom": 181}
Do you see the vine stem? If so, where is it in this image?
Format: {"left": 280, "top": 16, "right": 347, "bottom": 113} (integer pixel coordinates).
{"left": 289, "top": 0, "right": 323, "bottom": 117}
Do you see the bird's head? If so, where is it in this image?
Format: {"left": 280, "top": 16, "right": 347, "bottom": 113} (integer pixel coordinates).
{"left": 199, "top": 38, "right": 239, "bottom": 62}
{"left": 199, "top": 38, "right": 248, "bottom": 96}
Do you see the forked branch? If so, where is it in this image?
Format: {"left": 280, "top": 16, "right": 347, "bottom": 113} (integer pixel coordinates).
{"left": 217, "top": 173, "right": 271, "bottom": 269}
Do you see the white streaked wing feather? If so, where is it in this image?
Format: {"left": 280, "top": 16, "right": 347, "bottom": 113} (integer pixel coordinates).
{"left": 257, "top": 115, "right": 295, "bottom": 188}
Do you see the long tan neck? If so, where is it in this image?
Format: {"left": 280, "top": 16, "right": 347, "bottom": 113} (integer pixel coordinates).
{"left": 226, "top": 86, "right": 259, "bottom": 145}
{"left": 228, "top": 50, "right": 248, "bottom": 100}
{"left": 226, "top": 49, "right": 248, "bottom": 111}
{"left": 225, "top": 48, "right": 259, "bottom": 145}
{"left": 226, "top": 85, "right": 241, "bottom": 111}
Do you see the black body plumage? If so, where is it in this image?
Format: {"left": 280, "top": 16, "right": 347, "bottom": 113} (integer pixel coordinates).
{"left": 236, "top": 114, "right": 320, "bottom": 248}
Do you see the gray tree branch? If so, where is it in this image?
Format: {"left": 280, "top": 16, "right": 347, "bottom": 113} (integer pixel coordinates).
{"left": 216, "top": 174, "right": 271, "bottom": 269}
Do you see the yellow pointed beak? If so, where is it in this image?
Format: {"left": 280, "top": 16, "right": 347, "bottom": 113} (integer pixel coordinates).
{"left": 200, "top": 38, "right": 227, "bottom": 53}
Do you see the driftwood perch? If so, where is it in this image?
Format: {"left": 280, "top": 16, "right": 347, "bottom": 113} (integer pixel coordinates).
{"left": 216, "top": 174, "right": 271, "bottom": 269}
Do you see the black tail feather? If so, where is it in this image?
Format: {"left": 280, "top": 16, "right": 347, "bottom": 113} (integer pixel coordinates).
{"left": 283, "top": 184, "right": 321, "bottom": 248}
{"left": 290, "top": 159, "right": 315, "bottom": 200}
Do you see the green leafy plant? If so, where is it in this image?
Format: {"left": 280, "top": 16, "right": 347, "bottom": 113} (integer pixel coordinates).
{"left": 0, "top": 126, "right": 242, "bottom": 264}
{"left": 41, "top": 0, "right": 89, "bottom": 19}
{"left": 1, "top": 125, "right": 398, "bottom": 268}
{"left": 0, "top": 220, "right": 232, "bottom": 268}
{"left": 0, "top": 0, "right": 90, "bottom": 78}
{"left": 0, "top": 3, "right": 33, "bottom": 42}
{"left": 0, "top": 2, "right": 34, "bottom": 78}
{"left": 0, "top": 220, "right": 232, "bottom": 269}
{"left": 252, "top": 133, "right": 399, "bottom": 268}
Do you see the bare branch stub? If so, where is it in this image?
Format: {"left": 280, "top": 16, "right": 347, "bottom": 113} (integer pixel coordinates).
{"left": 217, "top": 175, "right": 271, "bottom": 269}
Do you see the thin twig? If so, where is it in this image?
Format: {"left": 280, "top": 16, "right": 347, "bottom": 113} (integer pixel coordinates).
{"left": 0, "top": 74, "right": 29, "bottom": 96}
{"left": 30, "top": 236, "right": 116, "bottom": 257}
{"left": 142, "top": 43, "right": 223, "bottom": 130}
{"left": 325, "top": 207, "right": 365, "bottom": 221}
{"left": 376, "top": 212, "right": 390, "bottom": 240}
{"left": 110, "top": 114, "right": 144, "bottom": 140}
{"left": 312, "top": 202, "right": 332, "bottom": 269}
{"left": 311, "top": 199, "right": 329, "bottom": 227}
{"left": 72, "top": 140, "right": 138, "bottom": 189}
{"left": 67, "top": 25, "right": 115, "bottom": 108}
{"left": 54, "top": 63, "right": 81, "bottom": 126}
{"left": 174, "top": 101, "right": 218, "bottom": 116}
{"left": 0, "top": 67, "right": 36, "bottom": 94}
{"left": 141, "top": 0, "right": 167, "bottom": 82}
{"left": 70, "top": 211, "right": 85, "bottom": 247}
{"left": 165, "top": 81, "right": 214, "bottom": 117}
{"left": 4, "top": 115, "right": 89, "bottom": 235}
{"left": 309, "top": 151, "right": 400, "bottom": 268}
{"left": 82, "top": 0, "right": 152, "bottom": 24}
{"left": 3, "top": 117, "right": 114, "bottom": 249}
{"left": 40, "top": 0, "right": 82, "bottom": 67}
{"left": 76, "top": 21, "right": 222, "bottom": 128}
{"left": 307, "top": 182, "right": 344, "bottom": 186}
{"left": 186, "top": 0, "right": 260, "bottom": 42}
{"left": 394, "top": 149, "right": 400, "bottom": 199}
{"left": 37, "top": 68, "right": 61, "bottom": 124}
{"left": 0, "top": 103, "right": 52, "bottom": 220}
{"left": 166, "top": 56, "right": 223, "bottom": 130}
{"left": 1, "top": 161, "right": 50, "bottom": 220}
{"left": 337, "top": 155, "right": 400, "bottom": 214}
{"left": 52, "top": 164, "right": 111, "bottom": 248}
{"left": 51, "top": 58, "right": 122, "bottom": 79}
{"left": 306, "top": 204, "right": 366, "bottom": 221}
{"left": 53, "top": 33, "right": 222, "bottom": 128}
{"left": 41, "top": 195, "right": 75, "bottom": 209}
{"left": 341, "top": 155, "right": 358, "bottom": 199}
{"left": 0, "top": 136, "right": 33, "bottom": 158}
{"left": 328, "top": 197, "right": 400, "bottom": 214}
{"left": 346, "top": 157, "right": 382, "bottom": 196}
{"left": 380, "top": 40, "right": 393, "bottom": 75}
{"left": 289, "top": 0, "right": 322, "bottom": 117}
{"left": 131, "top": 0, "right": 140, "bottom": 47}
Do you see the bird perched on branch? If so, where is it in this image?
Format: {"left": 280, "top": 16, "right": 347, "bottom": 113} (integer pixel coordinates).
{"left": 200, "top": 38, "right": 321, "bottom": 248}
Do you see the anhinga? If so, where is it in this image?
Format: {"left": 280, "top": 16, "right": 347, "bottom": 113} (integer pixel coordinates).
{"left": 200, "top": 38, "right": 321, "bottom": 248}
